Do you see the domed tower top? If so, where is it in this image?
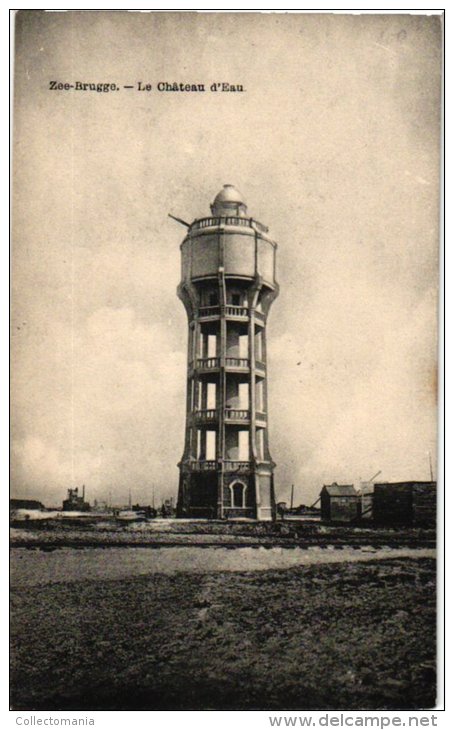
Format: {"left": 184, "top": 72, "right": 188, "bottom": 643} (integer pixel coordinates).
{"left": 210, "top": 184, "right": 248, "bottom": 217}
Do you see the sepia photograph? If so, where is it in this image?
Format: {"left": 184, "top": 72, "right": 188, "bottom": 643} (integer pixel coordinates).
{"left": 10, "top": 10, "right": 442, "bottom": 712}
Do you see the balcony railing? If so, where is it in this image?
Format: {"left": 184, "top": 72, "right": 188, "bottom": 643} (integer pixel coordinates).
{"left": 225, "top": 305, "right": 248, "bottom": 318}
{"left": 224, "top": 460, "right": 251, "bottom": 473}
{"left": 199, "top": 305, "right": 220, "bottom": 318}
{"left": 256, "top": 411, "right": 267, "bottom": 422}
{"left": 186, "top": 459, "right": 251, "bottom": 473}
{"left": 193, "top": 408, "right": 251, "bottom": 423}
{"left": 196, "top": 357, "right": 220, "bottom": 370}
{"left": 198, "top": 305, "right": 249, "bottom": 319}
{"left": 254, "top": 310, "right": 266, "bottom": 323}
{"left": 189, "top": 216, "right": 269, "bottom": 234}
{"left": 194, "top": 409, "right": 217, "bottom": 423}
{"left": 226, "top": 357, "right": 249, "bottom": 369}
{"left": 188, "top": 460, "right": 217, "bottom": 472}
{"left": 255, "top": 360, "right": 266, "bottom": 372}
{"left": 225, "top": 408, "right": 249, "bottom": 421}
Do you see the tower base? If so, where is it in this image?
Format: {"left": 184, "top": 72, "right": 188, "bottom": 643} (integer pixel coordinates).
{"left": 177, "top": 463, "right": 276, "bottom": 521}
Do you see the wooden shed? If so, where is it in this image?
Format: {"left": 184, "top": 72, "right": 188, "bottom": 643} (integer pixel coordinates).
{"left": 320, "top": 483, "right": 360, "bottom": 523}
{"left": 373, "top": 481, "right": 436, "bottom": 526}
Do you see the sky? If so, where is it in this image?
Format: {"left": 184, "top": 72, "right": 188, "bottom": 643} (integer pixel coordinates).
{"left": 11, "top": 11, "right": 441, "bottom": 507}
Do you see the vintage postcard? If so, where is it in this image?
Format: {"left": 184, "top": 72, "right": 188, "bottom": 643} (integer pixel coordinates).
{"left": 10, "top": 10, "right": 442, "bottom": 713}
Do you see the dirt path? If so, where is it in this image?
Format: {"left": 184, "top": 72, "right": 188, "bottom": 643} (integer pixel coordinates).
{"left": 10, "top": 545, "right": 436, "bottom": 586}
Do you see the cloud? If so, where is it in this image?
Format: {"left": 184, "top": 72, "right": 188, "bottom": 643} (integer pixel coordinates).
{"left": 12, "top": 305, "right": 187, "bottom": 505}
{"left": 268, "top": 285, "right": 437, "bottom": 503}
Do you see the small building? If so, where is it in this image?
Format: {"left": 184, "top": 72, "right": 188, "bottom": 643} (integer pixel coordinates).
{"left": 320, "top": 483, "right": 360, "bottom": 523}
{"left": 276, "top": 501, "right": 287, "bottom": 519}
{"left": 62, "top": 486, "right": 90, "bottom": 512}
{"left": 10, "top": 498, "right": 44, "bottom": 511}
{"left": 132, "top": 503, "right": 157, "bottom": 518}
{"left": 161, "top": 498, "right": 176, "bottom": 518}
{"left": 358, "top": 482, "right": 374, "bottom": 520}
{"left": 360, "top": 492, "right": 374, "bottom": 520}
{"left": 373, "top": 482, "right": 436, "bottom": 526}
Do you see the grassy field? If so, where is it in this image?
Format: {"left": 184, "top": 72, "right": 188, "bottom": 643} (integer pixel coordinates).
{"left": 10, "top": 556, "right": 436, "bottom": 711}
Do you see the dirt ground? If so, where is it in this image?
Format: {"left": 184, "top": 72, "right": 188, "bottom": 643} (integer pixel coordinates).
{"left": 9, "top": 518, "right": 436, "bottom": 549}
{"left": 10, "top": 556, "right": 436, "bottom": 711}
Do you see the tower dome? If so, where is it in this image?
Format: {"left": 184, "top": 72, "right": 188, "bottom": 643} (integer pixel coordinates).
{"left": 210, "top": 184, "right": 248, "bottom": 217}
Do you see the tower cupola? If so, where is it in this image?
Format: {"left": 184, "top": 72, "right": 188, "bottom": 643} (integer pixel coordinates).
{"left": 210, "top": 184, "right": 248, "bottom": 217}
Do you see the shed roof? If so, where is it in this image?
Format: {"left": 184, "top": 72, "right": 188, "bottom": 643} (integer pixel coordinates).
{"left": 374, "top": 481, "right": 435, "bottom": 489}
{"left": 322, "top": 483, "right": 357, "bottom": 497}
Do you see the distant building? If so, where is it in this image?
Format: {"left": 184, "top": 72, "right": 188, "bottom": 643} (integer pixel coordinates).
{"left": 293, "top": 504, "right": 321, "bottom": 515}
{"left": 10, "top": 498, "right": 44, "bottom": 511}
{"left": 358, "top": 482, "right": 374, "bottom": 521}
{"left": 373, "top": 482, "right": 436, "bottom": 527}
{"left": 92, "top": 499, "right": 109, "bottom": 512}
{"left": 161, "top": 498, "right": 175, "bottom": 518}
{"left": 360, "top": 492, "right": 374, "bottom": 520}
{"left": 132, "top": 503, "right": 157, "bottom": 518}
{"left": 320, "top": 483, "right": 360, "bottom": 523}
{"left": 276, "top": 501, "right": 287, "bottom": 519}
{"left": 62, "top": 486, "right": 90, "bottom": 512}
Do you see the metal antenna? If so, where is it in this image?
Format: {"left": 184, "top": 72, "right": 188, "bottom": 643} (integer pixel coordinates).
{"left": 168, "top": 213, "right": 190, "bottom": 228}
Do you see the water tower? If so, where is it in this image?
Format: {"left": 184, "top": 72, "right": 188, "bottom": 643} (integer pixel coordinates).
{"left": 176, "top": 185, "right": 279, "bottom": 520}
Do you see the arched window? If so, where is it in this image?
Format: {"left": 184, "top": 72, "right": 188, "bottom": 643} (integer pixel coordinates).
{"left": 230, "top": 480, "right": 247, "bottom": 508}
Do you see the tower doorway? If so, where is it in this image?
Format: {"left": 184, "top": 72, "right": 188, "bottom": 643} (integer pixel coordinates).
{"left": 230, "top": 480, "right": 247, "bottom": 508}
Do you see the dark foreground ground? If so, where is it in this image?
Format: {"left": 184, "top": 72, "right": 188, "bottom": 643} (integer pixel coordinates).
{"left": 10, "top": 519, "right": 436, "bottom": 549}
{"left": 10, "top": 556, "right": 436, "bottom": 711}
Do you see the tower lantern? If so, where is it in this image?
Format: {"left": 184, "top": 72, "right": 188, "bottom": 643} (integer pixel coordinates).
{"left": 176, "top": 185, "right": 279, "bottom": 520}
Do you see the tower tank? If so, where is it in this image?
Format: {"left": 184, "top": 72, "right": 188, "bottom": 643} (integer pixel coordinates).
{"left": 176, "top": 185, "right": 279, "bottom": 520}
